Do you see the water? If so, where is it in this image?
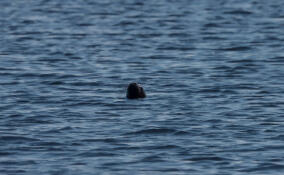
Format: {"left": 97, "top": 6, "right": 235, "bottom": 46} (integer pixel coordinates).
{"left": 1, "top": 0, "right": 284, "bottom": 174}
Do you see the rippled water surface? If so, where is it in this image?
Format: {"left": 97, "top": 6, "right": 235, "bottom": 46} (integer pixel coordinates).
{"left": 1, "top": 0, "right": 284, "bottom": 174}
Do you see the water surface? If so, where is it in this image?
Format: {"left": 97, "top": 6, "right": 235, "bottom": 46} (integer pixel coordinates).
{"left": 1, "top": 0, "right": 284, "bottom": 174}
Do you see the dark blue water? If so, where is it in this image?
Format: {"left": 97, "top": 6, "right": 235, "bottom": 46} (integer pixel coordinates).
{"left": 1, "top": 0, "right": 284, "bottom": 174}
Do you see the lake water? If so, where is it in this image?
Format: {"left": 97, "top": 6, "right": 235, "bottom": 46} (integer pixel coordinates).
{"left": 1, "top": 0, "right": 284, "bottom": 174}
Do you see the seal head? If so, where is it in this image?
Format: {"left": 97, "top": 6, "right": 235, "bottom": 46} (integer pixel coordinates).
{"left": 127, "top": 83, "right": 146, "bottom": 99}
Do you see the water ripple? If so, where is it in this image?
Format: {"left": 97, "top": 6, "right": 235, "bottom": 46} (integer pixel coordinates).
{"left": 1, "top": 0, "right": 284, "bottom": 174}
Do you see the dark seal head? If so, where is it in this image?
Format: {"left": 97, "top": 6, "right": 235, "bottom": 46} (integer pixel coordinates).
{"left": 127, "top": 83, "right": 146, "bottom": 99}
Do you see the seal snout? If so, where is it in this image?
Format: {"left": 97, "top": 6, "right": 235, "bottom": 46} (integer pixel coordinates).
{"left": 127, "top": 83, "right": 146, "bottom": 99}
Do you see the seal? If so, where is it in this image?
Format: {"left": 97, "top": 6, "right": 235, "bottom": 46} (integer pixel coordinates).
{"left": 127, "top": 83, "right": 146, "bottom": 99}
